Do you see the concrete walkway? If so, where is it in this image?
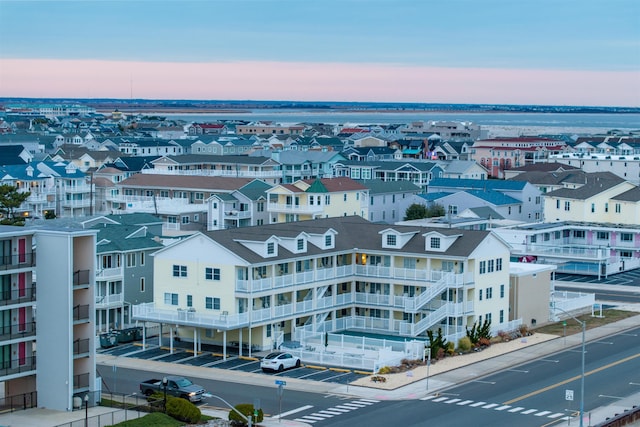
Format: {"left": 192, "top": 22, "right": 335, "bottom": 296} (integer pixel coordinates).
{"left": 2, "top": 309, "right": 640, "bottom": 427}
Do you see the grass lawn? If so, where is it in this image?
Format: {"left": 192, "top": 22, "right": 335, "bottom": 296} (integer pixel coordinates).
{"left": 532, "top": 309, "right": 639, "bottom": 336}
{"left": 107, "top": 411, "right": 216, "bottom": 427}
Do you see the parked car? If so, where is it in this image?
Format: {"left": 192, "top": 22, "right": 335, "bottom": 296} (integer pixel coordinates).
{"left": 139, "top": 376, "right": 206, "bottom": 403}
{"left": 260, "top": 352, "right": 301, "bottom": 372}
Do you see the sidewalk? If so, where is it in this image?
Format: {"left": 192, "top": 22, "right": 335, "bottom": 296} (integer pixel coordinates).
{"left": 2, "top": 310, "right": 640, "bottom": 427}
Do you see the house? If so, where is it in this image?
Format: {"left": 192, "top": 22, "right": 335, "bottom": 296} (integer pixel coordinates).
{"left": 436, "top": 160, "right": 488, "bottom": 180}
{"left": 416, "top": 190, "right": 528, "bottom": 223}
{"left": 332, "top": 160, "right": 444, "bottom": 192}
{"left": 208, "top": 180, "right": 273, "bottom": 230}
{"left": 502, "top": 162, "right": 579, "bottom": 180}
{"left": 265, "top": 177, "right": 368, "bottom": 223}
{"left": 509, "top": 262, "right": 558, "bottom": 329}
{"left": 542, "top": 171, "right": 636, "bottom": 224}
{"left": 269, "top": 151, "right": 346, "bottom": 184}
{"left": 358, "top": 179, "right": 422, "bottom": 224}
{"left": 187, "top": 123, "right": 227, "bottom": 136}
{"left": 427, "top": 178, "right": 543, "bottom": 222}
{"left": 549, "top": 151, "right": 640, "bottom": 185}
{"left": 0, "top": 224, "right": 98, "bottom": 411}
{"left": 132, "top": 215, "right": 515, "bottom": 369}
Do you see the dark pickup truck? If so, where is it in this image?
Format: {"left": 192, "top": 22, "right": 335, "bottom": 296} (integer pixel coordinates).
{"left": 139, "top": 376, "right": 206, "bottom": 403}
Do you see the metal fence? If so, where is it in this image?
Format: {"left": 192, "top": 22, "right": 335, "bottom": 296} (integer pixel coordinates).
{"left": 55, "top": 392, "right": 150, "bottom": 427}
{"left": 0, "top": 391, "right": 37, "bottom": 412}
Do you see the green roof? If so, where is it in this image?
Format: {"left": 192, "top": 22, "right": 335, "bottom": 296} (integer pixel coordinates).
{"left": 305, "top": 179, "right": 328, "bottom": 193}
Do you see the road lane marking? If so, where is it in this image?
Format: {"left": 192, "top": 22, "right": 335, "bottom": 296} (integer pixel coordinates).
{"left": 540, "top": 359, "right": 559, "bottom": 363}
{"left": 420, "top": 396, "right": 436, "bottom": 401}
{"left": 457, "top": 400, "right": 474, "bottom": 405}
{"left": 535, "top": 411, "right": 552, "bottom": 416}
{"left": 548, "top": 413, "right": 565, "bottom": 418}
{"left": 473, "top": 380, "right": 496, "bottom": 384}
{"left": 482, "top": 403, "right": 499, "bottom": 409}
{"left": 432, "top": 397, "right": 449, "bottom": 402}
{"left": 357, "top": 399, "right": 380, "bottom": 404}
{"left": 507, "top": 369, "right": 529, "bottom": 373}
{"left": 504, "top": 352, "right": 640, "bottom": 405}
{"left": 521, "top": 409, "right": 537, "bottom": 414}
{"left": 494, "top": 405, "right": 511, "bottom": 411}
{"left": 444, "top": 399, "right": 461, "bottom": 404}
{"left": 295, "top": 419, "right": 316, "bottom": 424}
{"left": 469, "top": 401, "right": 486, "bottom": 407}
{"left": 277, "top": 405, "right": 313, "bottom": 418}
{"left": 508, "top": 407, "right": 524, "bottom": 412}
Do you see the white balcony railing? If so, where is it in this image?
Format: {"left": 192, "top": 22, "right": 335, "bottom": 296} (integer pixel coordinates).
{"left": 95, "top": 293, "right": 124, "bottom": 308}
{"left": 267, "top": 203, "right": 324, "bottom": 214}
{"left": 96, "top": 267, "right": 124, "bottom": 280}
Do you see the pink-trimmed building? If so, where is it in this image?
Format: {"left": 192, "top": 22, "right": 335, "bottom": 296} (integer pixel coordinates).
{"left": 469, "top": 137, "right": 568, "bottom": 178}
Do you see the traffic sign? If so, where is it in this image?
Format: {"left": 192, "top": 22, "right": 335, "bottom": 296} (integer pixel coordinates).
{"left": 565, "top": 389, "right": 574, "bottom": 401}
{"left": 275, "top": 380, "right": 286, "bottom": 386}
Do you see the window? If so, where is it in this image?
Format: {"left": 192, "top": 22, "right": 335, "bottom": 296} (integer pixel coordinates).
{"left": 574, "top": 230, "right": 585, "bottom": 238}
{"left": 126, "top": 253, "right": 136, "bottom": 267}
{"left": 297, "top": 239, "right": 304, "bottom": 251}
{"left": 486, "top": 287, "right": 493, "bottom": 299}
{"left": 615, "top": 203, "right": 621, "bottom": 213}
{"left": 604, "top": 203, "right": 609, "bottom": 213}
{"left": 564, "top": 201, "right": 570, "bottom": 211}
{"left": 591, "top": 203, "right": 595, "bottom": 213}
{"left": 496, "top": 258, "right": 502, "bottom": 271}
{"left": 173, "top": 265, "right": 187, "bottom": 277}
{"left": 486, "top": 313, "right": 492, "bottom": 322}
{"left": 187, "top": 295, "right": 193, "bottom": 307}
{"left": 205, "top": 297, "right": 221, "bottom": 310}
{"left": 479, "top": 261, "right": 486, "bottom": 274}
{"left": 164, "top": 292, "right": 178, "bottom": 306}
{"left": 387, "top": 235, "right": 397, "bottom": 246}
{"left": 499, "top": 309, "right": 504, "bottom": 323}
{"left": 343, "top": 193, "right": 347, "bottom": 201}
{"left": 500, "top": 284, "right": 505, "bottom": 298}
{"left": 488, "top": 259, "right": 494, "bottom": 273}
{"left": 596, "top": 231, "right": 609, "bottom": 240}
{"left": 267, "top": 242, "right": 275, "bottom": 255}
{"left": 325, "top": 235, "right": 332, "bottom": 247}
{"left": 479, "top": 289, "right": 483, "bottom": 300}
{"left": 181, "top": 216, "right": 190, "bottom": 224}
{"left": 205, "top": 267, "right": 221, "bottom": 281}
{"left": 195, "top": 192, "right": 204, "bottom": 200}
{"left": 620, "top": 233, "right": 633, "bottom": 242}
{"left": 140, "top": 277, "right": 145, "bottom": 292}
{"left": 430, "top": 237, "right": 440, "bottom": 249}
{"left": 620, "top": 250, "right": 633, "bottom": 258}
{"left": 325, "top": 195, "right": 331, "bottom": 205}
{"left": 556, "top": 200, "right": 560, "bottom": 209}
{"left": 530, "top": 235, "right": 537, "bottom": 243}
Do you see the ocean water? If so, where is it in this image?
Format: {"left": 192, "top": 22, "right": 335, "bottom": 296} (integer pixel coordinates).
{"left": 164, "top": 110, "right": 640, "bottom": 132}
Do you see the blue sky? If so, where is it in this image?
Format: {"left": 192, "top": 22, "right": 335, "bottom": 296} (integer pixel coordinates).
{"left": 1, "top": 0, "right": 639, "bottom": 106}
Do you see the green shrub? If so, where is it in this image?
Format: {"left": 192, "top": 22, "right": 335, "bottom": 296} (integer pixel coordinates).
{"left": 228, "top": 403, "right": 264, "bottom": 425}
{"left": 378, "top": 366, "right": 391, "bottom": 374}
{"left": 166, "top": 396, "right": 201, "bottom": 424}
{"left": 446, "top": 341, "right": 455, "bottom": 356}
{"left": 457, "top": 336, "right": 472, "bottom": 352}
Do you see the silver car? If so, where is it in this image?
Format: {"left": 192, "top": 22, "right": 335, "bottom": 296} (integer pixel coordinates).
{"left": 260, "top": 352, "right": 301, "bottom": 372}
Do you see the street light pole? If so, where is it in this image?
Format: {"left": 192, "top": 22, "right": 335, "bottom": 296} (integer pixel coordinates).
{"left": 162, "top": 377, "right": 168, "bottom": 414}
{"left": 206, "top": 394, "right": 253, "bottom": 427}
{"left": 553, "top": 305, "right": 586, "bottom": 427}
{"left": 84, "top": 394, "right": 89, "bottom": 427}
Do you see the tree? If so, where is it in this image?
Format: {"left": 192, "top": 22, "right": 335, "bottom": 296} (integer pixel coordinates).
{"left": 0, "top": 185, "right": 31, "bottom": 220}
{"left": 404, "top": 203, "right": 428, "bottom": 220}
{"left": 425, "top": 204, "right": 445, "bottom": 218}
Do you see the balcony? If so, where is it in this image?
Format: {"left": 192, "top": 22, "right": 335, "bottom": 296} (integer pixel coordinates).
{"left": 73, "top": 372, "right": 90, "bottom": 391}
{"left": 110, "top": 195, "right": 206, "bottom": 215}
{"left": 224, "top": 210, "right": 252, "bottom": 219}
{"left": 95, "top": 293, "right": 124, "bottom": 308}
{"left": 73, "top": 304, "right": 90, "bottom": 323}
{"left": 0, "top": 321, "right": 36, "bottom": 341}
{"left": 61, "top": 199, "right": 91, "bottom": 208}
{"left": 73, "top": 338, "right": 90, "bottom": 358}
{"left": 267, "top": 202, "right": 324, "bottom": 215}
{"left": 0, "top": 285, "right": 36, "bottom": 306}
{"left": 95, "top": 266, "right": 123, "bottom": 280}
{"left": 0, "top": 253, "right": 36, "bottom": 271}
{"left": 73, "top": 269, "right": 91, "bottom": 288}
{"left": 0, "top": 355, "right": 36, "bottom": 380}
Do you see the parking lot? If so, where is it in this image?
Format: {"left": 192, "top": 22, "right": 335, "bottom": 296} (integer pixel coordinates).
{"left": 556, "top": 267, "right": 640, "bottom": 287}
{"left": 98, "top": 343, "right": 370, "bottom": 385}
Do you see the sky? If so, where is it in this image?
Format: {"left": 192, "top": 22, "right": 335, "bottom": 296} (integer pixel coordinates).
{"left": 0, "top": 0, "right": 639, "bottom": 107}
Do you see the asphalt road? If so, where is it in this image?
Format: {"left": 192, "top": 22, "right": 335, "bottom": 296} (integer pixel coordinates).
{"left": 98, "top": 325, "right": 640, "bottom": 426}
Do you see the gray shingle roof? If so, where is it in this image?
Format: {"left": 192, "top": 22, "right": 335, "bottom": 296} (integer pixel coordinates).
{"left": 545, "top": 172, "right": 627, "bottom": 200}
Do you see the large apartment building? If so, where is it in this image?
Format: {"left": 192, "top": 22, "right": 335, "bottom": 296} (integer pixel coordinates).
{"left": 133, "top": 216, "right": 512, "bottom": 360}
{"left": 0, "top": 225, "right": 97, "bottom": 412}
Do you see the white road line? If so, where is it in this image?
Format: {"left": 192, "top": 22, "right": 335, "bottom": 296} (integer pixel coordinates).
{"left": 420, "top": 395, "right": 437, "bottom": 401}
{"left": 334, "top": 405, "right": 355, "bottom": 411}
{"left": 444, "top": 398, "right": 461, "bottom": 404}
{"left": 473, "top": 380, "right": 496, "bottom": 384}
{"left": 354, "top": 401, "right": 375, "bottom": 405}
{"left": 301, "top": 415, "right": 326, "bottom": 421}
{"left": 295, "top": 418, "right": 316, "bottom": 424}
{"left": 469, "top": 401, "right": 486, "bottom": 407}
{"left": 535, "top": 411, "right": 552, "bottom": 417}
{"left": 319, "top": 410, "right": 344, "bottom": 415}
{"left": 494, "top": 405, "right": 511, "bottom": 411}
{"left": 327, "top": 407, "right": 350, "bottom": 413}
{"left": 341, "top": 403, "right": 366, "bottom": 408}
{"left": 309, "top": 412, "right": 333, "bottom": 418}
{"left": 432, "top": 397, "right": 449, "bottom": 402}
{"left": 507, "top": 369, "right": 529, "bottom": 373}
{"left": 521, "top": 409, "right": 538, "bottom": 414}
{"left": 540, "top": 359, "right": 559, "bottom": 363}
{"left": 457, "top": 400, "right": 474, "bottom": 405}
{"left": 358, "top": 399, "right": 380, "bottom": 403}
{"left": 277, "top": 405, "right": 314, "bottom": 418}
{"left": 548, "top": 413, "right": 565, "bottom": 418}
{"left": 508, "top": 407, "right": 525, "bottom": 413}
{"left": 482, "top": 403, "right": 499, "bottom": 409}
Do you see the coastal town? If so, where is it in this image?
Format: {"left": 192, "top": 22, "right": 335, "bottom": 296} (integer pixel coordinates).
{"left": 0, "top": 101, "right": 639, "bottom": 426}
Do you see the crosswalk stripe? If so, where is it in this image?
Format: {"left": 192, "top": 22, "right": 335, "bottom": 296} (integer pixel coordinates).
{"left": 328, "top": 407, "right": 350, "bottom": 413}
{"left": 495, "top": 405, "right": 511, "bottom": 411}
{"left": 521, "top": 409, "right": 538, "bottom": 414}
{"left": 535, "top": 411, "right": 552, "bottom": 417}
{"left": 301, "top": 415, "right": 326, "bottom": 421}
{"left": 334, "top": 405, "right": 355, "bottom": 411}
{"left": 320, "top": 410, "right": 345, "bottom": 415}
{"left": 445, "top": 398, "right": 461, "bottom": 404}
{"left": 508, "top": 407, "right": 525, "bottom": 413}
{"left": 355, "top": 400, "right": 376, "bottom": 405}
{"left": 432, "top": 397, "right": 449, "bottom": 402}
{"left": 469, "top": 401, "right": 486, "bottom": 407}
{"left": 358, "top": 399, "right": 380, "bottom": 403}
{"left": 295, "top": 419, "right": 316, "bottom": 424}
{"left": 457, "top": 400, "right": 474, "bottom": 405}
{"left": 482, "top": 403, "right": 499, "bottom": 409}
{"left": 341, "top": 403, "right": 366, "bottom": 408}
{"left": 309, "top": 412, "right": 333, "bottom": 418}
{"left": 420, "top": 395, "right": 437, "bottom": 401}
{"left": 548, "top": 413, "right": 565, "bottom": 418}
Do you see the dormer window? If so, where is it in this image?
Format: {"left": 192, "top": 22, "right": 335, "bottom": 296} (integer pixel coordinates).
{"left": 430, "top": 237, "right": 441, "bottom": 249}
{"left": 325, "top": 235, "right": 332, "bottom": 247}
{"left": 386, "top": 235, "right": 397, "bottom": 246}
{"left": 297, "top": 238, "right": 304, "bottom": 251}
{"left": 267, "top": 242, "right": 275, "bottom": 255}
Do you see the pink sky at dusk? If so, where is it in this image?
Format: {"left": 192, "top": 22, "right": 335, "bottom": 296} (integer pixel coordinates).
{"left": 1, "top": 59, "right": 638, "bottom": 107}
